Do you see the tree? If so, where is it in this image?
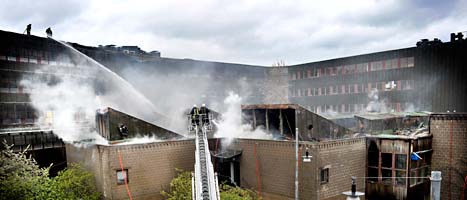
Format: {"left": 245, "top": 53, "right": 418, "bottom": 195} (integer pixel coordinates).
{"left": 161, "top": 168, "right": 261, "bottom": 200}
{"left": 161, "top": 169, "right": 193, "bottom": 200}
{"left": 0, "top": 142, "right": 101, "bottom": 200}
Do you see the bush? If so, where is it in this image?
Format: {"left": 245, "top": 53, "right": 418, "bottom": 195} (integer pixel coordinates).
{"left": 161, "top": 168, "right": 260, "bottom": 200}
{"left": 0, "top": 142, "right": 101, "bottom": 200}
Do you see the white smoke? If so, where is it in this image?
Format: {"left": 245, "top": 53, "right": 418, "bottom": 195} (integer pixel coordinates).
{"left": 366, "top": 89, "right": 391, "bottom": 113}
{"left": 115, "top": 135, "right": 162, "bottom": 145}
{"left": 20, "top": 76, "right": 108, "bottom": 145}
{"left": 214, "top": 92, "right": 272, "bottom": 146}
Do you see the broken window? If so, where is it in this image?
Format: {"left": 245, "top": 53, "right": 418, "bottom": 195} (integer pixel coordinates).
{"left": 381, "top": 153, "right": 392, "bottom": 168}
{"left": 320, "top": 168, "right": 329, "bottom": 184}
{"left": 117, "top": 169, "right": 129, "bottom": 185}
{"left": 368, "top": 167, "right": 378, "bottom": 183}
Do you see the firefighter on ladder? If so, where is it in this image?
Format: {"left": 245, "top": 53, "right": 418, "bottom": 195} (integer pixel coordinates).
{"left": 199, "top": 104, "right": 211, "bottom": 129}
{"left": 190, "top": 105, "right": 200, "bottom": 129}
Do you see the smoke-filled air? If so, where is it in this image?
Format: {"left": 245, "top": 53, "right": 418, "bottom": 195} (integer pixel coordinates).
{"left": 20, "top": 39, "right": 179, "bottom": 145}
{"left": 214, "top": 92, "right": 272, "bottom": 146}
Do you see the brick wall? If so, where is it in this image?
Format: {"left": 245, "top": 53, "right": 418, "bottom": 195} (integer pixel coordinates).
{"left": 226, "top": 137, "right": 366, "bottom": 200}
{"left": 68, "top": 137, "right": 366, "bottom": 200}
{"left": 67, "top": 139, "right": 195, "bottom": 200}
{"left": 431, "top": 115, "right": 467, "bottom": 200}
{"left": 316, "top": 138, "right": 366, "bottom": 199}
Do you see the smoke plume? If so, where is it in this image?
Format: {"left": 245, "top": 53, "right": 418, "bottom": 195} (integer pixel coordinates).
{"left": 214, "top": 92, "right": 272, "bottom": 146}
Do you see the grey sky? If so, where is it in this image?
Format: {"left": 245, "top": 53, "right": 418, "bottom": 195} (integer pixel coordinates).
{"left": 0, "top": 0, "right": 466, "bottom": 65}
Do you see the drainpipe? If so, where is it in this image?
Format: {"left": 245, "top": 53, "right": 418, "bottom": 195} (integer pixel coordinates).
{"left": 431, "top": 171, "right": 442, "bottom": 200}
{"left": 295, "top": 128, "right": 299, "bottom": 200}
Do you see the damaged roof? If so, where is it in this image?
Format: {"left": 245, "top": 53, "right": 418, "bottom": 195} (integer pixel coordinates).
{"left": 355, "top": 111, "right": 431, "bottom": 120}
{"left": 241, "top": 104, "right": 300, "bottom": 110}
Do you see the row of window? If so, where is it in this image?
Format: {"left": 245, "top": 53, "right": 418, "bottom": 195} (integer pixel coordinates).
{"left": 290, "top": 57, "right": 415, "bottom": 80}
{"left": 305, "top": 102, "right": 413, "bottom": 114}
{"left": 290, "top": 80, "right": 415, "bottom": 97}
{"left": 0, "top": 104, "right": 37, "bottom": 125}
{"left": 0, "top": 54, "right": 76, "bottom": 67}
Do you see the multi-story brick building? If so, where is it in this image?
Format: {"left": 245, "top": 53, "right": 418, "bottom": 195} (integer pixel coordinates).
{"left": 287, "top": 34, "right": 467, "bottom": 114}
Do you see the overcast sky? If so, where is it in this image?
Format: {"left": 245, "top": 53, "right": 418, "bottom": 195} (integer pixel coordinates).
{"left": 1, "top": 0, "right": 466, "bottom": 66}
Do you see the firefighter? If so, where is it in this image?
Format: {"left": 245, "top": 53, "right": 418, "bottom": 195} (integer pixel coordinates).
{"left": 190, "top": 104, "right": 200, "bottom": 126}
{"left": 46, "top": 27, "right": 52, "bottom": 37}
{"left": 118, "top": 124, "right": 129, "bottom": 137}
{"left": 24, "top": 24, "right": 31, "bottom": 36}
{"left": 199, "top": 103, "right": 210, "bottom": 126}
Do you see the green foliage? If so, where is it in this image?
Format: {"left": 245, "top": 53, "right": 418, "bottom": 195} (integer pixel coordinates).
{"left": 161, "top": 168, "right": 193, "bottom": 200}
{"left": 161, "top": 168, "right": 261, "bottom": 200}
{"left": 220, "top": 184, "right": 259, "bottom": 200}
{"left": 47, "top": 163, "right": 101, "bottom": 200}
{"left": 0, "top": 142, "right": 101, "bottom": 200}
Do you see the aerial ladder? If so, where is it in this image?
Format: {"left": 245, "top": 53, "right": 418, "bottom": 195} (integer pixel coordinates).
{"left": 189, "top": 113, "right": 220, "bottom": 200}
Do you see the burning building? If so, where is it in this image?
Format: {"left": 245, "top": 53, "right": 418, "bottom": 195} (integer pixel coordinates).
{"left": 1, "top": 28, "right": 467, "bottom": 199}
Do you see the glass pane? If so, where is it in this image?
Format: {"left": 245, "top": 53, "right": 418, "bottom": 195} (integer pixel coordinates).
{"left": 395, "top": 154, "right": 406, "bottom": 169}
{"left": 418, "top": 168, "right": 425, "bottom": 183}
{"left": 410, "top": 170, "right": 417, "bottom": 186}
{"left": 117, "top": 170, "right": 128, "bottom": 184}
{"left": 396, "top": 170, "right": 406, "bottom": 186}
{"left": 381, "top": 169, "right": 392, "bottom": 185}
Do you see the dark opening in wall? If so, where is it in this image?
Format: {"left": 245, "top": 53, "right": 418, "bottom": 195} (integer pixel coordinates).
{"left": 368, "top": 141, "right": 379, "bottom": 167}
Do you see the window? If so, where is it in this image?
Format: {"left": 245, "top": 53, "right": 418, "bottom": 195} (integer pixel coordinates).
{"left": 320, "top": 168, "right": 329, "bottom": 184}
{"left": 395, "top": 171, "right": 406, "bottom": 186}
{"left": 356, "top": 63, "right": 368, "bottom": 73}
{"left": 371, "top": 61, "right": 383, "bottom": 71}
{"left": 381, "top": 153, "right": 392, "bottom": 168}
{"left": 117, "top": 169, "right": 129, "bottom": 185}
{"left": 408, "top": 57, "right": 415, "bottom": 67}
{"left": 395, "top": 154, "right": 407, "bottom": 169}
{"left": 349, "top": 84, "right": 355, "bottom": 94}
{"left": 400, "top": 57, "right": 408, "bottom": 68}
{"left": 368, "top": 167, "right": 378, "bottom": 183}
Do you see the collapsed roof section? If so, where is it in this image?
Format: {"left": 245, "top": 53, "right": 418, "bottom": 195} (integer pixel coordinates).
{"left": 355, "top": 112, "right": 430, "bottom": 137}
{"left": 96, "top": 107, "right": 182, "bottom": 143}
{"left": 241, "top": 104, "right": 354, "bottom": 141}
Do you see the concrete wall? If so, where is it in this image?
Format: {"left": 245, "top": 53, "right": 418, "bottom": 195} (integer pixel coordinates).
{"left": 430, "top": 114, "right": 467, "bottom": 200}
{"left": 225, "top": 137, "right": 366, "bottom": 200}
{"left": 67, "top": 139, "right": 195, "bottom": 200}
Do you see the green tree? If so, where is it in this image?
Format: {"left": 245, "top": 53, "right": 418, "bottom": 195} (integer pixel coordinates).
{"left": 0, "top": 142, "right": 101, "bottom": 200}
{"left": 0, "top": 143, "right": 50, "bottom": 199}
{"left": 161, "top": 168, "right": 193, "bottom": 200}
{"left": 47, "top": 163, "right": 101, "bottom": 200}
{"left": 161, "top": 168, "right": 261, "bottom": 200}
